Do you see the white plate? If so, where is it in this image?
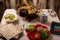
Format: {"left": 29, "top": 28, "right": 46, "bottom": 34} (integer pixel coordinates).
{"left": 3, "top": 9, "right": 17, "bottom": 22}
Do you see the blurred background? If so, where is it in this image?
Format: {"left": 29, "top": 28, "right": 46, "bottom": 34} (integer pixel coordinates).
{"left": 0, "top": 0, "right": 60, "bottom": 21}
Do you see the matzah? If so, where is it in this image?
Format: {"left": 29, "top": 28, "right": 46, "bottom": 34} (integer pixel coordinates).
{"left": 0, "top": 24, "right": 22, "bottom": 40}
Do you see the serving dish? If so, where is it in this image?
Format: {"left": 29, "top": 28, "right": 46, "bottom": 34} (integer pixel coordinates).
{"left": 3, "top": 9, "right": 17, "bottom": 22}
{"left": 25, "top": 24, "right": 51, "bottom": 40}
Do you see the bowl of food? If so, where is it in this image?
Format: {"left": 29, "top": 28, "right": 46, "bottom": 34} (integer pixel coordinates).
{"left": 4, "top": 13, "right": 17, "bottom": 22}
{"left": 3, "top": 9, "right": 17, "bottom": 22}
{"left": 25, "top": 24, "right": 51, "bottom": 40}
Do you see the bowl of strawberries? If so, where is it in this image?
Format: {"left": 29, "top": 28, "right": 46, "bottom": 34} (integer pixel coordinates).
{"left": 26, "top": 24, "right": 51, "bottom": 40}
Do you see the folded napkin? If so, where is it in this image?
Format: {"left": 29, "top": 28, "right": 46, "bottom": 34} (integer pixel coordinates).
{"left": 0, "top": 24, "right": 22, "bottom": 40}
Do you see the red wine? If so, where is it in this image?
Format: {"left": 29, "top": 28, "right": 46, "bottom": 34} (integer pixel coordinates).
{"left": 20, "top": 9, "right": 28, "bottom": 17}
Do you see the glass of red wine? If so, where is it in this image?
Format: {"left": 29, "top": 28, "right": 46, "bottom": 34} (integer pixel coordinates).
{"left": 20, "top": 9, "right": 28, "bottom": 21}
{"left": 20, "top": 9, "right": 28, "bottom": 17}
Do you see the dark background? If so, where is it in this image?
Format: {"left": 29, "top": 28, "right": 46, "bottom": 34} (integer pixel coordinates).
{"left": 0, "top": 1, "right": 4, "bottom": 22}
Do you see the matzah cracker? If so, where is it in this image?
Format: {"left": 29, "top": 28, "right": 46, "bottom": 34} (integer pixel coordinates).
{"left": 0, "top": 24, "right": 22, "bottom": 40}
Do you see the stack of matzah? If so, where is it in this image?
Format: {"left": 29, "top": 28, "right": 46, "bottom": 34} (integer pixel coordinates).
{"left": 0, "top": 24, "right": 22, "bottom": 40}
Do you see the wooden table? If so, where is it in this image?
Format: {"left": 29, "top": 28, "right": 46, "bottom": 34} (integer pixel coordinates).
{"left": 1, "top": 9, "right": 60, "bottom": 40}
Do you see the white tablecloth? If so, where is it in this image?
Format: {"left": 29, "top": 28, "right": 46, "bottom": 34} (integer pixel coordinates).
{"left": 1, "top": 9, "right": 60, "bottom": 40}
